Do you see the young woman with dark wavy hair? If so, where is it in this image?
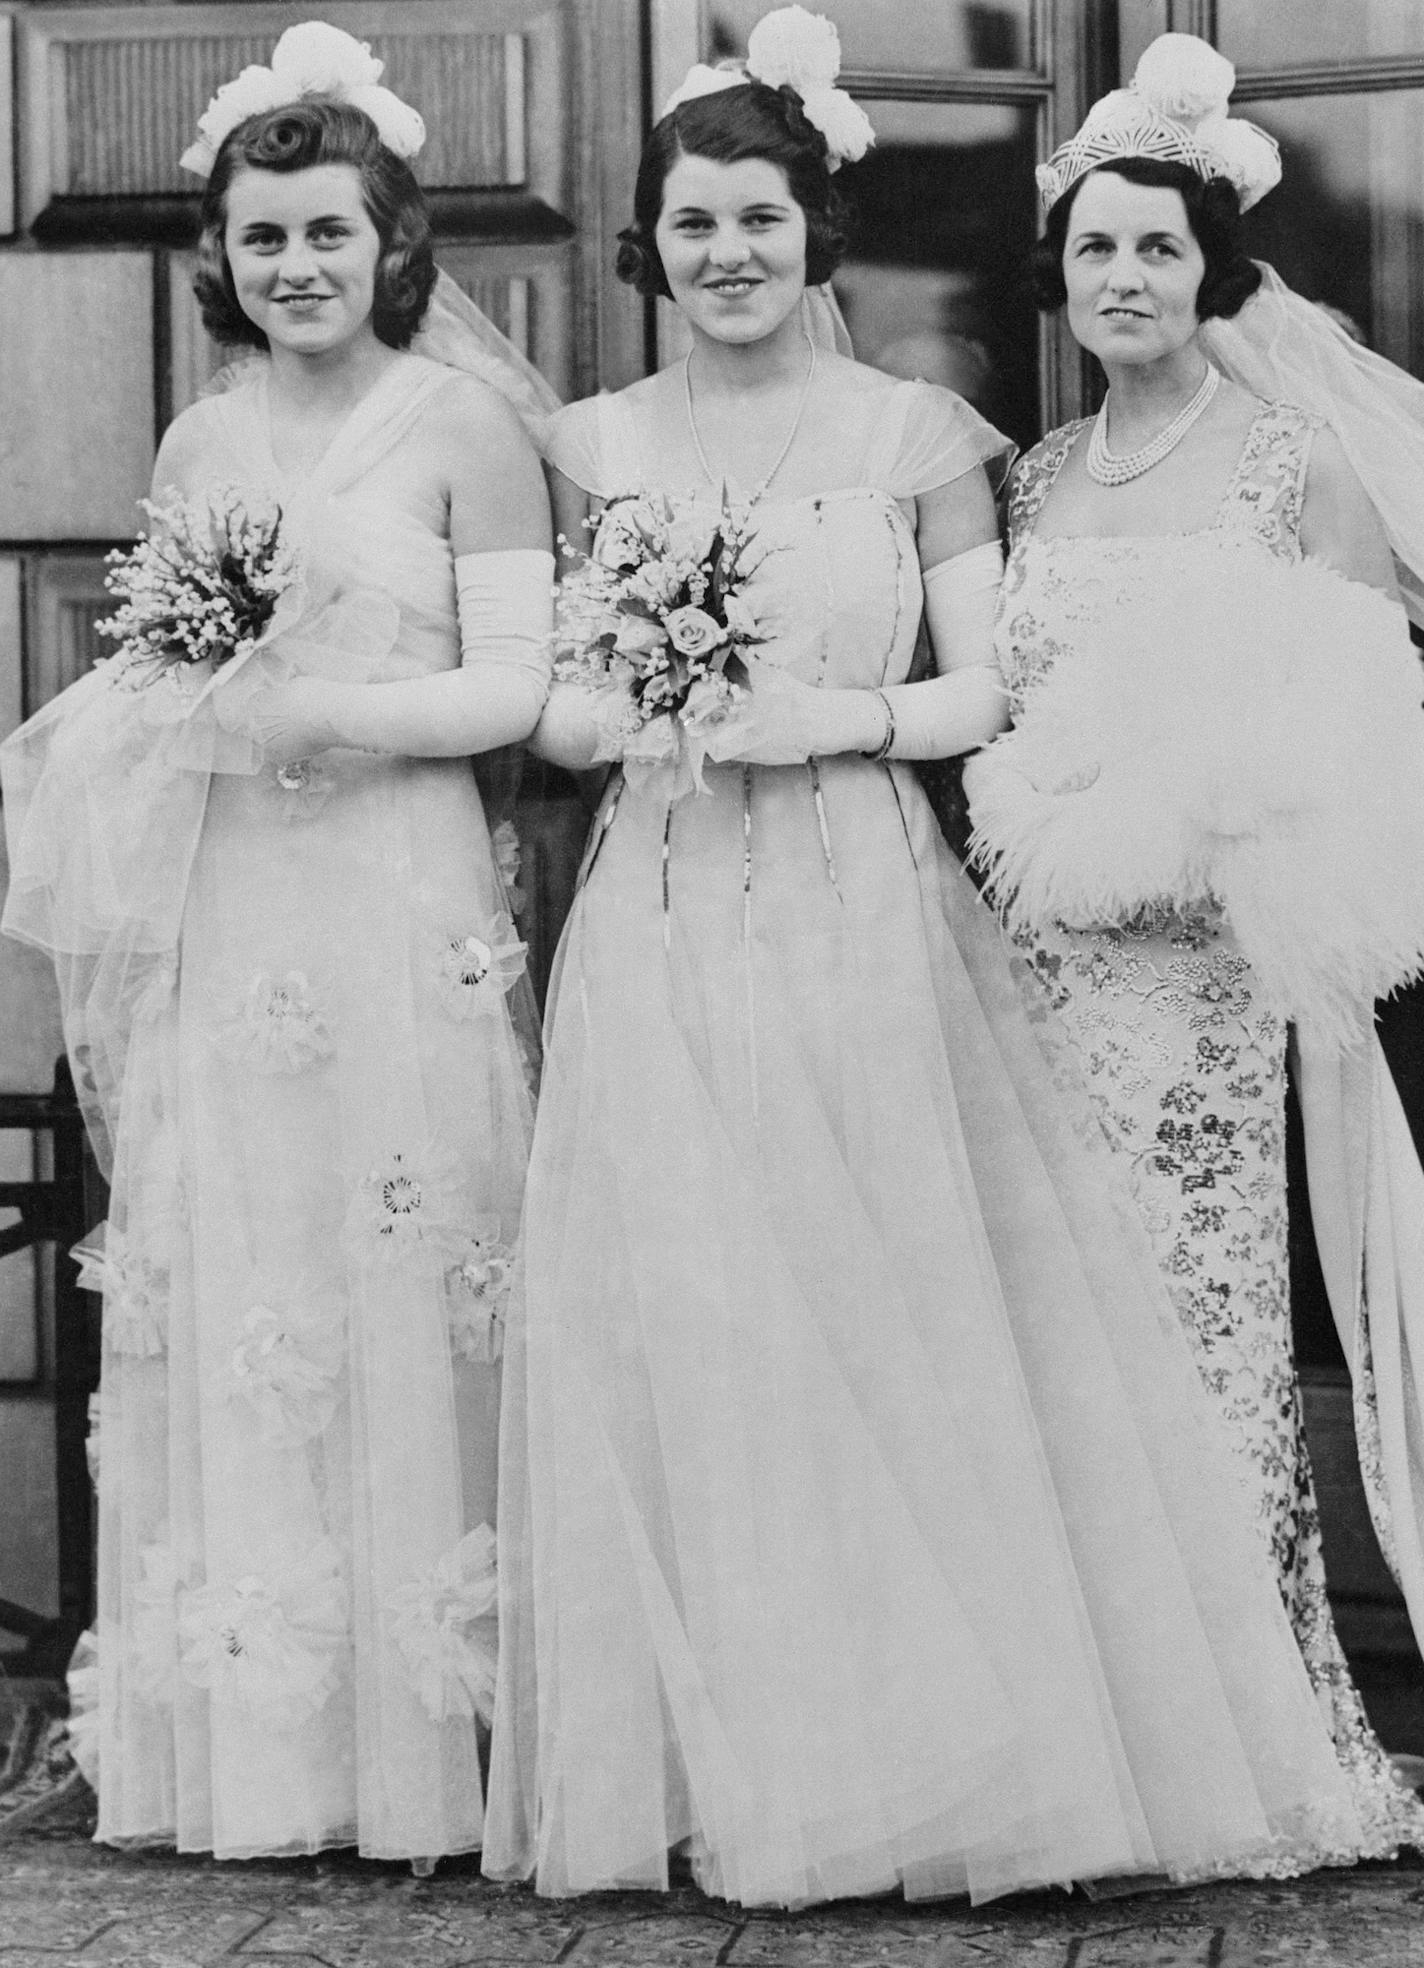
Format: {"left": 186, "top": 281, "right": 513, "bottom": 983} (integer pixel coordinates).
{"left": 3, "top": 28, "right": 554, "bottom": 1867}
{"left": 482, "top": 8, "right": 1378, "bottom": 1909}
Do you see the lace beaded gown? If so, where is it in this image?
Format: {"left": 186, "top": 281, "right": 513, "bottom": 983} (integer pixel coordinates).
{"left": 2, "top": 355, "right": 538, "bottom": 1859}
{"left": 997, "top": 400, "right": 1424, "bottom": 1856}
{"left": 483, "top": 375, "right": 1377, "bottom": 1909}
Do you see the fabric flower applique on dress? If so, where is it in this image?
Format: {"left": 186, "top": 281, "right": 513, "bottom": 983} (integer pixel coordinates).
{"left": 65, "top": 1628, "right": 101, "bottom": 1788}
{"left": 131, "top": 952, "right": 179, "bottom": 1023}
{"left": 227, "top": 1274, "right": 344, "bottom": 1440}
{"left": 211, "top": 969, "right": 334, "bottom": 1074}
{"left": 445, "top": 1218, "right": 514, "bottom": 1363}
{"left": 386, "top": 1525, "right": 498, "bottom": 1725}
{"left": 76, "top": 1223, "right": 168, "bottom": 1358}
{"left": 272, "top": 755, "right": 336, "bottom": 820}
{"left": 344, "top": 1145, "right": 464, "bottom": 1267}
{"left": 433, "top": 913, "right": 527, "bottom": 1020}
{"left": 177, "top": 1541, "right": 347, "bottom": 1723}
{"left": 85, "top": 1390, "right": 117, "bottom": 1489}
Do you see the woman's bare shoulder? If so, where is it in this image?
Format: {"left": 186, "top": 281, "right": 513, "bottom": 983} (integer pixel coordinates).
{"left": 1297, "top": 419, "right": 1396, "bottom": 592}
{"left": 414, "top": 365, "right": 534, "bottom": 453}
{"left": 152, "top": 396, "right": 228, "bottom": 497}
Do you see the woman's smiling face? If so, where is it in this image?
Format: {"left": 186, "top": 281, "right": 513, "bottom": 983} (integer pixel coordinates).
{"left": 224, "top": 162, "right": 382, "bottom": 358}
{"left": 1062, "top": 169, "right": 1207, "bottom": 368}
{"left": 654, "top": 152, "right": 809, "bottom": 347}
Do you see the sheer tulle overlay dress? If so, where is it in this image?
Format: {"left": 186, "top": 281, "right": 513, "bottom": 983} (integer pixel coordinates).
{"left": 483, "top": 377, "right": 1373, "bottom": 1909}
{"left": 2, "top": 356, "right": 537, "bottom": 1859}
{"left": 995, "top": 401, "right": 1424, "bottom": 1856}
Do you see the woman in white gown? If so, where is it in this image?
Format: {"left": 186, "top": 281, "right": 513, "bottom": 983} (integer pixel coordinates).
{"left": 484, "top": 9, "right": 1377, "bottom": 1910}
{"left": 966, "top": 34, "right": 1424, "bottom": 1856}
{"left": 2, "top": 27, "right": 554, "bottom": 1863}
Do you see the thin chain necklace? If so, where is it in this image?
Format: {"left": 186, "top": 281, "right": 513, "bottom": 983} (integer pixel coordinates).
{"left": 1086, "top": 363, "right": 1220, "bottom": 487}
{"left": 684, "top": 331, "right": 818, "bottom": 504}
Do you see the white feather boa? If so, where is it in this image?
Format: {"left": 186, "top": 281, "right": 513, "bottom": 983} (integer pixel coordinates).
{"left": 967, "top": 541, "right": 1424, "bottom": 1046}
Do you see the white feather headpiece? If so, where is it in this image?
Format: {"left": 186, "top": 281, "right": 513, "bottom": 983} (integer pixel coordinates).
{"left": 179, "top": 21, "right": 426, "bottom": 178}
{"left": 661, "top": 7, "right": 874, "bottom": 172}
{"left": 1037, "top": 33, "right": 1280, "bottom": 213}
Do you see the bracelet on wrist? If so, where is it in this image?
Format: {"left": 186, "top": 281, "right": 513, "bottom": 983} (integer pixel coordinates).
{"left": 863, "top": 689, "right": 895, "bottom": 763}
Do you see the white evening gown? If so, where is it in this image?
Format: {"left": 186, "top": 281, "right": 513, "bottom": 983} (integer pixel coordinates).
{"left": 483, "top": 377, "right": 1371, "bottom": 1908}
{"left": 2, "top": 354, "right": 537, "bottom": 1859}
{"left": 990, "top": 401, "right": 1424, "bottom": 1856}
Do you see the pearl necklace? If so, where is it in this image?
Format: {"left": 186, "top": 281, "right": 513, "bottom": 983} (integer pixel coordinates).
{"left": 1085, "top": 363, "right": 1220, "bottom": 487}
{"left": 684, "top": 332, "right": 817, "bottom": 504}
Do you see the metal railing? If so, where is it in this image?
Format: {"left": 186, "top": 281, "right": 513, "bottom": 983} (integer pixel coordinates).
{"left": 0, "top": 1058, "right": 98, "bottom": 1678}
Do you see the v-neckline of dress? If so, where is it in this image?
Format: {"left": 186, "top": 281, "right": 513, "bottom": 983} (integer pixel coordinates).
{"left": 256, "top": 353, "right": 423, "bottom": 491}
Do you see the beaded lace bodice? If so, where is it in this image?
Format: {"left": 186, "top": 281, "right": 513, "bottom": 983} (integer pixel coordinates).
{"left": 997, "top": 400, "right": 1319, "bottom": 713}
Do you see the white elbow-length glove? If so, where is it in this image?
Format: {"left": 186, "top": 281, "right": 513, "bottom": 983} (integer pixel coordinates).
{"left": 707, "top": 539, "right": 1007, "bottom": 767}
{"left": 221, "top": 549, "right": 555, "bottom": 764}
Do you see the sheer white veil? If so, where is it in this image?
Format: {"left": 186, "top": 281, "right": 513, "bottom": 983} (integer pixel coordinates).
{"left": 202, "top": 268, "right": 562, "bottom": 433}
{"left": 414, "top": 268, "right": 561, "bottom": 435}
{"left": 1199, "top": 259, "right": 1424, "bottom": 1667}
{"left": 802, "top": 283, "right": 854, "bottom": 355}
{"left": 1201, "top": 264, "right": 1424, "bottom": 630}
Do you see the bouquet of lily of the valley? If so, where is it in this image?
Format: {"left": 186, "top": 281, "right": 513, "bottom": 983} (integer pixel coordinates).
{"left": 554, "top": 490, "right": 767, "bottom": 794}
{"left": 97, "top": 486, "right": 300, "bottom": 689}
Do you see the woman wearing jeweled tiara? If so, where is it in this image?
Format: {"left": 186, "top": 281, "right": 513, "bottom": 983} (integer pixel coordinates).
{"left": 968, "top": 32, "right": 1424, "bottom": 1853}
{"left": 483, "top": 7, "right": 1383, "bottom": 1909}
{"left": 1, "top": 24, "right": 557, "bottom": 1863}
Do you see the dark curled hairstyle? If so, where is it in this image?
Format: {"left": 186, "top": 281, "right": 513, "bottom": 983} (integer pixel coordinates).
{"left": 616, "top": 79, "right": 850, "bottom": 300}
{"left": 1030, "top": 156, "right": 1261, "bottom": 322}
{"left": 193, "top": 97, "right": 436, "bottom": 350}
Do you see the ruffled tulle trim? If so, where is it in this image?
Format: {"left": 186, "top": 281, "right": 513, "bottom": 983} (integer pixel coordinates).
{"left": 64, "top": 1629, "right": 100, "bottom": 1790}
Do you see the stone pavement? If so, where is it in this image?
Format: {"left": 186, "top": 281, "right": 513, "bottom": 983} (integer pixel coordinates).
{"left": 4, "top": 1788, "right": 1424, "bottom": 1967}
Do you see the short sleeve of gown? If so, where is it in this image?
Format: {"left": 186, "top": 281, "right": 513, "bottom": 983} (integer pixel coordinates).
{"left": 873, "top": 379, "right": 1016, "bottom": 499}
{"left": 539, "top": 393, "right": 641, "bottom": 500}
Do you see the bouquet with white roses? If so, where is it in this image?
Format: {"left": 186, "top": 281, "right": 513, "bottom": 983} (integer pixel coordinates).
{"left": 97, "top": 486, "right": 300, "bottom": 690}
{"left": 553, "top": 491, "right": 769, "bottom": 794}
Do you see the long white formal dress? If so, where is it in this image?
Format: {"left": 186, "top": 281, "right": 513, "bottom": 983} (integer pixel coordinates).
{"left": 990, "top": 401, "right": 1424, "bottom": 1857}
{"left": 483, "top": 374, "right": 1375, "bottom": 1910}
{"left": 2, "top": 354, "right": 538, "bottom": 1860}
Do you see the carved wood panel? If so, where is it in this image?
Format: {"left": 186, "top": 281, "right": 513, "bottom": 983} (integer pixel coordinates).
{"left": 57, "top": 29, "right": 518, "bottom": 198}
{"left": 19, "top": 4, "right": 537, "bottom": 220}
{"left": 23, "top": 554, "right": 112, "bottom": 713}
{"left": 0, "top": 254, "right": 153, "bottom": 539}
